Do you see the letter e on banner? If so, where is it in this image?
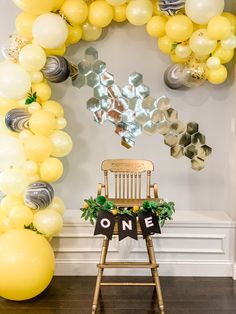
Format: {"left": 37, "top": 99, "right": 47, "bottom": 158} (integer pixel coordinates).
{"left": 139, "top": 212, "right": 161, "bottom": 239}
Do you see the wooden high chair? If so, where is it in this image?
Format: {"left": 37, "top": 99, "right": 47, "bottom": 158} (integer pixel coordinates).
{"left": 92, "top": 159, "right": 164, "bottom": 314}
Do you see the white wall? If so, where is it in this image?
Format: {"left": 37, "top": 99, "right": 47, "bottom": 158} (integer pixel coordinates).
{"left": 0, "top": 0, "right": 234, "bottom": 215}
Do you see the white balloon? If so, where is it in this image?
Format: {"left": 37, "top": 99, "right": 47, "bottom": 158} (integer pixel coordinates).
{"left": 32, "top": 13, "right": 68, "bottom": 49}
{"left": 0, "top": 135, "right": 26, "bottom": 171}
{"left": 0, "top": 61, "right": 31, "bottom": 99}
{"left": 206, "top": 57, "right": 221, "bottom": 70}
{"left": 221, "top": 32, "right": 236, "bottom": 50}
{"left": 185, "top": 0, "right": 224, "bottom": 25}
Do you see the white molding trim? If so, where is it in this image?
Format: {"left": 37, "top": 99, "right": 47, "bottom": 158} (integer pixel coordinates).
{"left": 53, "top": 210, "right": 236, "bottom": 278}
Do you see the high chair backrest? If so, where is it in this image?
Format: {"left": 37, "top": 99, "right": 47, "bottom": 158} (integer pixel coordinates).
{"left": 101, "top": 159, "right": 155, "bottom": 199}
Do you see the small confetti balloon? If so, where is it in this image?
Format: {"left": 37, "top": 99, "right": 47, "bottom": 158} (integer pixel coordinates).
{"left": 159, "top": 0, "right": 185, "bottom": 16}
{"left": 24, "top": 181, "right": 54, "bottom": 209}
{"left": 42, "top": 55, "right": 70, "bottom": 83}
{"left": 182, "top": 59, "right": 207, "bottom": 88}
{"left": 5, "top": 108, "right": 30, "bottom": 132}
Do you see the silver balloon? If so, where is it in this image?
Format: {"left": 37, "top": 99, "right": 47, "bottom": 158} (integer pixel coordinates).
{"left": 24, "top": 181, "right": 54, "bottom": 210}
{"left": 164, "top": 64, "right": 184, "bottom": 89}
{"left": 159, "top": 0, "right": 185, "bottom": 16}
{"left": 5, "top": 108, "right": 30, "bottom": 132}
{"left": 42, "top": 56, "right": 70, "bottom": 83}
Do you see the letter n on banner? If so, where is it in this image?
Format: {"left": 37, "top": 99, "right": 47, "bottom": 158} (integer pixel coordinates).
{"left": 118, "top": 215, "right": 137, "bottom": 241}
{"left": 94, "top": 210, "right": 115, "bottom": 240}
{"left": 138, "top": 212, "right": 161, "bottom": 239}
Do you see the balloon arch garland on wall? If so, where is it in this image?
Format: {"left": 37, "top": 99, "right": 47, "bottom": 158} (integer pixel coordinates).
{"left": 0, "top": 0, "right": 235, "bottom": 302}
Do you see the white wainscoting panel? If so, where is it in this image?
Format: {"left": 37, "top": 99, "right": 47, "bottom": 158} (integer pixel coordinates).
{"left": 52, "top": 210, "right": 235, "bottom": 277}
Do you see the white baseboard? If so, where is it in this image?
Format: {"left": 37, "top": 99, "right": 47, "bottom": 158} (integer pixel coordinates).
{"left": 52, "top": 210, "right": 235, "bottom": 278}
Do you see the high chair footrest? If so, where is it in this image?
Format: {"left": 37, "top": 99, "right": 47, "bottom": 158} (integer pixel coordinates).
{"left": 97, "top": 262, "right": 158, "bottom": 269}
{"left": 100, "top": 282, "right": 156, "bottom": 286}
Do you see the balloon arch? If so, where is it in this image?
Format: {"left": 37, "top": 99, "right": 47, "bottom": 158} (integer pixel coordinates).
{"left": 0, "top": 0, "right": 235, "bottom": 302}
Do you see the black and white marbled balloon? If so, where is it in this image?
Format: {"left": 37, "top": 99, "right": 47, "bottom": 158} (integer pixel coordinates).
{"left": 164, "top": 64, "right": 184, "bottom": 89}
{"left": 42, "top": 55, "right": 70, "bottom": 83}
{"left": 5, "top": 108, "right": 30, "bottom": 132}
{"left": 24, "top": 181, "right": 54, "bottom": 210}
{"left": 159, "top": 0, "right": 185, "bottom": 16}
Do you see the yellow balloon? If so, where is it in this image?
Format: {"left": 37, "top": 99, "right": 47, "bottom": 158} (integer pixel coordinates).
{"left": 19, "top": 44, "right": 46, "bottom": 72}
{"left": 53, "top": 0, "right": 65, "bottom": 10}
{"left": 15, "top": 12, "right": 37, "bottom": 39}
{"left": 106, "top": 0, "right": 126, "bottom": 5}
{"left": 170, "top": 54, "right": 188, "bottom": 64}
{"left": 12, "top": 0, "right": 54, "bottom": 15}
{"left": 166, "top": 15, "right": 193, "bottom": 42}
{"left": 213, "top": 45, "right": 234, "bottom": 64}
{"left": 146, "top": 16, "right": 167, "bottom": 37}
{"left": 40, "top": 158, "right": 63, "bottom": 182}
{"left": 45, "top": 44, "right": 66, "bottom": 56}
{"left": 28, "top": 101, "right": 41, "bottom": 114}
{"left": 50, "top": 131, "right": 73, "bottom": 157}
{"left": 1, "top": 196, "right": 24, "bottom": 217}
{"left": 0, "top": 168, "right": 30, "bottom": 197}
{"left": 42, "top": 100, "right": 64, "bottom": 118}
{"left": 222, "top": 12, "right": 236, "bottom": 35}
{"left": 207, "top": 64, "right": 227, "bottom": 84}
{"left": 29, "top": 111, "right": 56, "bottom": 136}
{"left": 30, "top": 71, "right": 44, "bottom": 84}
{"left": 126, "top": 0, "right": 153, "bottom": 26}
{"left": 60, "top": 0, "right": 88, "bottom": 26}
{"left": 32, "top": 83, "right": 52, "bottom": 102}
{"left": 89, "top": 1, "right": 114, "bottom": 28}
{"left": 0, "top": 97, "right": 17, "bottom": 116}
{"left": 157, "top": 35, "right": 175, "bottom": 55}
{"left": 207, "top": 16, "right": 231, "bottom": 40}
{"left": 48, "top": 196, "right": 65, "bottom": 216}
{"left": 0, "top": 229, "right": 55, "bottom": 301}
{"left": 66, "top": 25, "right": 83, "bottom": 46}
{"left": 82, "top": 21, "right": 103, "bottom": 41}
{"left": 113, "top": 4, "right": 127, "bottom": 23}
{"left": 23, "top": 160, "right": 39, "bottom": 175}
{"left": 24, "top": 135, "right": 52, "bottom": 163}
{"left": 8, "top": 205, "right": 33, "bottom": 229}
{"left": 33, "top": 209, "right": 63, "bottom": 237}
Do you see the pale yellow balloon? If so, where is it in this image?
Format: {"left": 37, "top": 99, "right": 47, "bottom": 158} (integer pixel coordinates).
{"left": 15, "top": 12, "right": 37, "bottom": 39}
{"left": 170, "top": 54, "right": 188, "bottom": 64}
{"left": 222, "top": 12, "right": 236, "bottom": 35}
{"left": 44, "top": 44, "right": 66, "bottom": 57}
{"left": 40, "top": 158, "right": 64, "bottom": 182}
{"left": 206, "top": 56, "right": 221, "bottom": 70}
{"left": 126, "top": 0, "right": 153, "bottom": 26}
{"left": 189, "top": 29, "right": 217, "bottom": 56}
{"left": 28, "top": 101, "right": 41, "bottom": 114}
{"left": 175, "top": 43, "right": 192, "bottom": 59}
{"left": 89, "top": 1, "right": 114, "bottom": 28}
{"left": 213, "top": 45, "right": 234, "bottom": 64}
{"left": 24, "top": 135, "right": 52, "bottom": 163}
{"left": 33, "top": 209, "right": 63, "bottom": 237}
{"left": 0, "top": 195, "right": 24, "bottom": 217}
{"left": 207, "top": 16, "right": 231, "bottom": 40}
{"left": 66, "top": 25, "right": 83, "bottom": 46}
{"left": 19, "top": 44, "right": 47, "bottom": 72}
{"left": 61, "top": 0, "right": 88, "bottom": 26}
{"left": 56, "top": 117, "right": 67, "bottom": 130}
{"left": 221, "top": 32, "right": 236, "bottom": 50}
{"left": 113, "top": 4, "right": 127, "bottom": 23}
{"left": 146, "top": 16, "right": 166, "bottom": 37}
{"left": 30, "top": 72, "right": 44, "bottom": 84}
{"left": 29, "top": 111, "right": 56, "bottom": 136}
{"left": 157, "top": 35, "right": 175, "bottom": 55}
{"left": 32, "top": 83, "right": 52, "bottom": 102}
{"left": 12, "top": 0, "right": 54, "bottom": 15}
{"left": 0, "top": 217, "right": 12, "bottom": 233}
{"left": 50, "top": 131, "right": 73, "bottom": 157}
{"left": 48, "top": 196, "right": 65, "bottom": 216}
{"left": 0, "top": 229, "right": 55, "bottom": 301}
{"left": 82, "top": 21, "right": 103, "bottom": 41}
{"left": 0, "top": 168, "right": 30, "bottom": 196}
{"left": 166, "top": 15, "right": 193, "bottom": 42}
{"left": 19, "top": 130, "right": 33, "bottom": 142}
{"left": 106, "top": 0, "right": 126, "bottom": 5}
{"left": 0, "top": 97, "right": 17, "bottom": 116}
{"left": 207, "top": 65, "right": 227, "bottom": 85}
{"left": 42, "top": 100, "right": 64, "bottom": 118}
{"left": 23, "top": 161, "right": 39, "bottom": 176}
{"left": 0, "top": 116, "right": 17, "bottom": 137}
{"left": 8, "top": 205, "right": 33, "bottom": 229}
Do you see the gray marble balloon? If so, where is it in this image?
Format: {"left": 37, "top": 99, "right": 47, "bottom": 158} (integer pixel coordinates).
{"left": 159, "top": 0, "right": 185, "bottom": 16}
{"left": 5, "top": 108, "right": 30, "bottom": 132}
{"left": 164, "top": 64, "right": 184, "bottom": 89}
{"left": 24, "top": 181, "right": 54, "bottom": 209}
{"left": 42, "top": 55, "right": 70, "bottom": 83}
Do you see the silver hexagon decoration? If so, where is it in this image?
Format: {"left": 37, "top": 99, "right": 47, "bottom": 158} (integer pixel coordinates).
{"left": 72, "top": 47, "right": 212, "bottom": 171}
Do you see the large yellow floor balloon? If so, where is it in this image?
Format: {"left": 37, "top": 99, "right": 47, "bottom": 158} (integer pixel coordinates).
{"left": 13, "top": 0, "right": 55, "bottom": 15}
{"left": 0, "top": 229, "right": 55, "bottom": 301}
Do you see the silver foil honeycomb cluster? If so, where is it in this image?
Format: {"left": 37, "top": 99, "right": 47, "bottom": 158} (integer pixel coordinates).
{"left": 72, "top": 47, "right": 212, "bottom": 171}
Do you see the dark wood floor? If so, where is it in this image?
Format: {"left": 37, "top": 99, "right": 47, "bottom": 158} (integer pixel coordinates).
{"left": 0, "top": 276, "right": 236, "bottom": 314}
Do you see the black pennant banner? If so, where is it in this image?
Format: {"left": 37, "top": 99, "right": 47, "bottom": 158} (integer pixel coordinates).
{"left": 118, "top": 214, "right": 137, "bottom": 241}
{"left": 94, "top": 210, "right": 115, "bottom": 240}
{"left": 94, "top": 210, "right": 161, "bottom": 241}
{"left": 138, "top": 212, "right": 161, "bottom": 239}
